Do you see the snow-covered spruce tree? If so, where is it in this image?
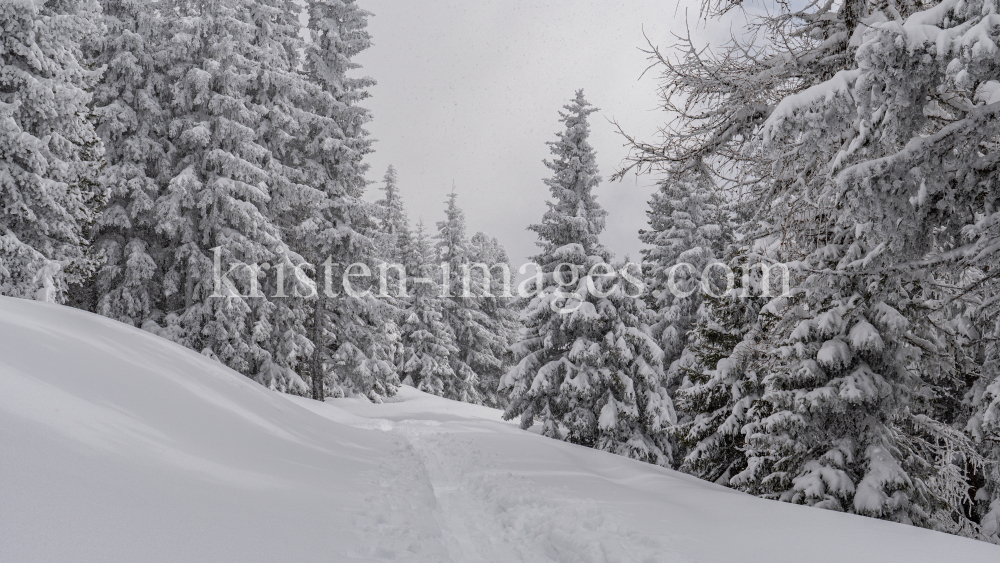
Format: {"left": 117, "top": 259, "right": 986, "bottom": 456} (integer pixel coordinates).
{"left": 434, "top": 190, "right": 492, "bottom": 403}
{"left": 469, "top": 230, "right": 520, "bottom": 407}
{"left": 362, "top": 165, "right": 411, "bottom": 379}
{"left": 966, "top": 220, "right": 1000, "bottom": 542}
{"left": 293, "top": 0, "right": 398, "bottom": 401}
{"left": 150, "top": 0, "right": 292, "bottom": 379}
{"left": 374, "top": 165, "right": 411, "bottom": 264}
{"left": 501, "top": 91, "right": 675, "bottom": 464}
{"left": 724, "top": 0, "right": 1000, "bottom": 536}
{"left": 399, "top": 219, "right": 460, "bottom": 397}
{"left": 527, "top": 91, "right": 611, "bottom": 270}
{"left": 669, "top": 245, "right": 776, "bottom": 482}
{"left": 926, "top": 2, "right": 1000, "bottom": 540}
{"left": 249, "top": 0, "right": 346, "bottom": 395}
{"left": 640, "top": 160, "right": 732, "bottom": 363}
{"left": 0, "top": 0, "right": 103, "bottom": 301}
{"left": 84, "top": 0, "right": 316, "bottom": 394}
{"left": 728, "top": 242, "right": 978, "bottom": 531}
{"left": 640, "top": 161, "right": 754, "bottom": 480}
{"left": 618, "top": 0, "right": 1000, "bottom": 539}
{"left": 86, "top": 0, "right": 170, "bottom": 325}
{"left": 971, "top": 308, "right": 1000, "bottom": 541}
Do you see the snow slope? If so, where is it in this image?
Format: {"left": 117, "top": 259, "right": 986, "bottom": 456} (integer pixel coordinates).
{"left": 1, "top": 297, "right": 997, "bottom": 562}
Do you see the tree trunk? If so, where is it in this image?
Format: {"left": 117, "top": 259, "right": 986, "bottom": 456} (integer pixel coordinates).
{"left": 311, "top": 293, "right": 325, "bottom": 401}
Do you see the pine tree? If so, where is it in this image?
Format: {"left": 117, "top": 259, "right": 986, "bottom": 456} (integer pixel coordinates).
{"left": 620, "top": 0, "right": 1000, "bottom": 540}
{"left": 434, "top": 190, "right": 486, "bottom": 403}
{"left": 725, "top": 0, "right": 1000, "bottom": 535}
{"left": 86, "top": 0, "right": 169, "bottom": 325}
{"left": 640, "top": 160, "right": 747, "bottom": 476}
{"left": 670, "top": 247, "right": 774, "bottom": 483}
{"left": 400, "top": 219, "right": 459, "bottom": 397}
{"left": 528, "top": 91, "right": 610, "bottom": 268}
{"left": 148, "top": 0, "right": 293, "bottom": 381}
{"left": 501, "top": 91, "right": 675, "bottom": 465}
{"left": 727, "top": 239, "right": 972, "bottom": 530}
{"left": 0, "top": 0, "right": 103, "bottom": 301}
{"left": 296, "top": 0, "right": 397, "bottom": 401}
{"left": 640, "top": 161, "right": 732, "bottom": 363}
{"left": 82, "top": 0, "right": 319, "bottom": 394}
{"left": 971, "top": 312, "right": 1000, "bottom": 541}
{"left": 365, "top": 165, "right": 412, "bottom": 380}
{"left": 251, "top": 0, "right": 334, "bottom": 395}
{"left": 469, "top": 231, "right": 520, "bottom": 407}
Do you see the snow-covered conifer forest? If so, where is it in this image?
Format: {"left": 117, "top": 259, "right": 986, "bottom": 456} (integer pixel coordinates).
{"left": 3, "top": 0, "right": 1000, "bottom": 559}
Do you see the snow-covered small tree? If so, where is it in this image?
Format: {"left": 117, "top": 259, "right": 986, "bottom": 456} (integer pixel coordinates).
{"left": 400, "top": 220, "right": 460, "bottom": 397}
{"left": 502, "top": 244, "right": 676, "bottom": 464}
{"left": 0, "top": 0, "right": 103, "bottom": 301}
{"left": 469, "top": 231, "right": 520, "bottom": 407}
{"left": 501, "top": 91, "right": 675, "bottom": 464}
{"left": 374, "top": 165, "right": 411, "bottom": 264}
{"left": 434, "top": 190, "right": 488, "bottom": 403}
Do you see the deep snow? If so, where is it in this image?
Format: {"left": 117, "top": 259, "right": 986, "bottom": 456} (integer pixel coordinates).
{"left": 1, "top": 296, "right": 997, "bottom": 562}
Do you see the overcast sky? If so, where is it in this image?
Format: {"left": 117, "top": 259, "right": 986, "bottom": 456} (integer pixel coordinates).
{"left": 356, "top": 0, "right": 736, "bottom": 269}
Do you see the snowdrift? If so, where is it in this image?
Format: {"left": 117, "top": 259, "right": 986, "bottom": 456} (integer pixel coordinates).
{"left": 1, "top": 297, "right": 997, "bottom": 562}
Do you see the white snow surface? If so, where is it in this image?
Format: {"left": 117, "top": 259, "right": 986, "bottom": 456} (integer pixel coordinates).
{"left": 2, "top": 297, "right": 998, "bottom": 562}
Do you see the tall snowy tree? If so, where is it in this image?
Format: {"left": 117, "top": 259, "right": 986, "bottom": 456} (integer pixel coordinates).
{"left": 434, "top": 190, "right": 487, "bottom": 403}
{"left": 293, "top": 0, "right": 398, "bottom": 401}
{"left": 669, "top": 246, "right": 774, "bottom": 483}
{"left": 146, "top": 0, "right": 298, "bottom": 382}
{"left": 431, "top": 191, "right": 520, "bottom": 405}
{"left": 725, "top": 0, "right": 1000, "bottom": 536}
{"left": 251, "top": 0, "right": 343, "bottom": 395}
{"left": 82, "top": 0, "right": 320, "bottom": 394}
{"left": 0, "top": 0, "right": 103, "bottom": 302}
{"left": 527, "top": 91, "right": 610, "bottom": 268}
{"left": 86, "top": 0, "right": 170, "bottom": 325}
{"left": 501, "top": 91, "right": 676, "bottom": 465}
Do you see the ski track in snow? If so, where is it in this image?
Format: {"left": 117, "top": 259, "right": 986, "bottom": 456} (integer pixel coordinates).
{"left": 346, "top": 415, "right": 685, "bottom": 563}
{"left": 347, "top": 429, "right": 452, "bottom": 561}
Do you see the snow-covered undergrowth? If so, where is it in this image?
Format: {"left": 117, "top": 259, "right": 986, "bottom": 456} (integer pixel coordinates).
{"left": 1, "top": 297, "right": 997, "bottom": 562}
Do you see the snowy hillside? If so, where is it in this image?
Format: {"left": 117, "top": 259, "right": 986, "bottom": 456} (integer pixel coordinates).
{"left": 1, "top": 297, "right": 997, "bottom": 563}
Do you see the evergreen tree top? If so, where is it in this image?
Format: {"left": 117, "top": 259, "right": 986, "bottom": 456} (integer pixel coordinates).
{"left": 380, "top": 165, "right": 400, "bottom": 205}
{"left": 436, "top": 189, "right": 469, "bottom": 267}
{"left": 640, "top": 161, "right": 728, "bottom": 267}
{"left": 306, "top": 0, "right": 374, "bottom": 103}
{"left": 406, "top": 219, "right": 434, "bottom": 272}
{"left": 377, "top": 164, "right": 409, "bottom": 233}
{"left": 471, "top": 231, "right": 510, "bottom": 266}
{"left": 530, "top": 90, "right": 610, "bottom": 266}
